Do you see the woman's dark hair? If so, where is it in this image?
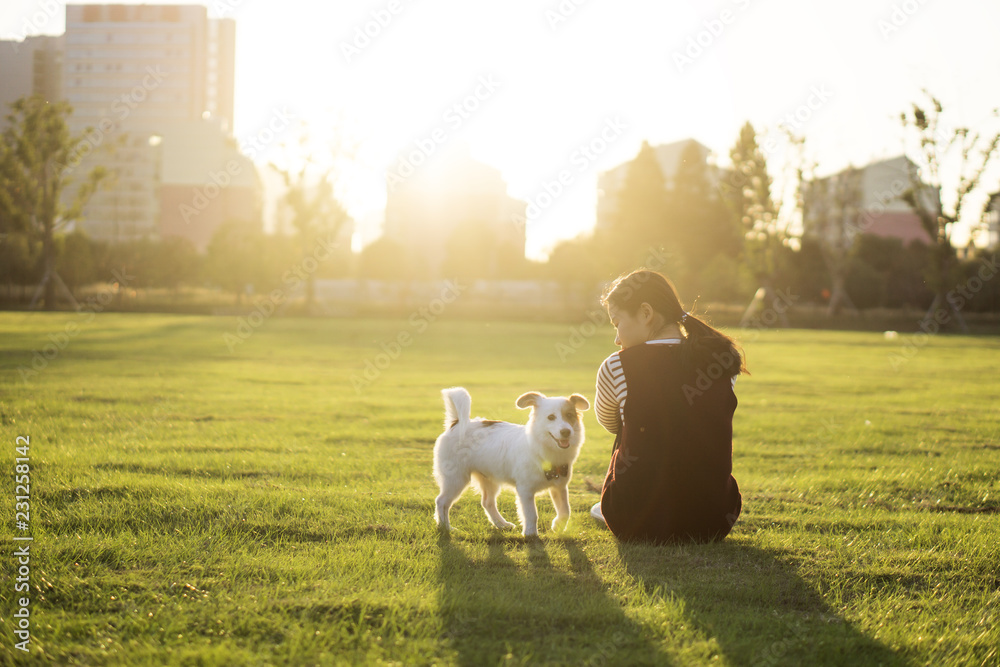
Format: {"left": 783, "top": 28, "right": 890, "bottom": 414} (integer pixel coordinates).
{"left": 601, "top": 268, "right": 747, "bottom": 378}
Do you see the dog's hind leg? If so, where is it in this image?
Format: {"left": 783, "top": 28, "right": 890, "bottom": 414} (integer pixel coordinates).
{"left": 435, "top": 474, "right": 470, "bottom": 531}
{"left": 472, "top": 472, "right": 515, "bottom": 530}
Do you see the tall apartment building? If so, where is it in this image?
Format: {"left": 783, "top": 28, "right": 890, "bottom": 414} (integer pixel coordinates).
{"left": 61, "top": 4, "right": 242, "bottom": 243}
{"left": 0, "top": 35, "right": 64, "bottom": 126}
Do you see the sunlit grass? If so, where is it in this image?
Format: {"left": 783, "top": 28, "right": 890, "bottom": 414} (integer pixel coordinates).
{"left": 0, "top": 313, "right": 998, "bottom": 665}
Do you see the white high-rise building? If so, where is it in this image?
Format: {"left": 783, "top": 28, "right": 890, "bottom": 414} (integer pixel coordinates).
{"left": 62, "top": 4, "right": 236, "bottom": 242}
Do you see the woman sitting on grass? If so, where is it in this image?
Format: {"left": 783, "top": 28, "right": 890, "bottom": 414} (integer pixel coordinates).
{"left": 592, "top": 269, "right": 746, "bottom": 543}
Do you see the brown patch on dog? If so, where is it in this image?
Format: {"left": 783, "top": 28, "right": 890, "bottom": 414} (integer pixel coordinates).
{"left": 451, "top": 419, "right": 504, "bottom": 429}
{"left": 561, "top": 403, "right": 581, "bottom": 424}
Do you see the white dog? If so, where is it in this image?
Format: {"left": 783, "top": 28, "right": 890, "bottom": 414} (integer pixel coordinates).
{"left": 433, "top": 387, "right": 590, "bottom": 537}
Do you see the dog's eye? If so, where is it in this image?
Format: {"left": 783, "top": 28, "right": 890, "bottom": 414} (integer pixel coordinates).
{"left": 547, "top": 414, "right": 556, "bottom": 421}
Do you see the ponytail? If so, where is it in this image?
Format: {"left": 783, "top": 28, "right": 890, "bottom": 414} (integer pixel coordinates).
{"left": 602, "top": 269, "right": 747, "bottom": 378}
{"left": 679, "top": 310, "right": 747, "bottom": 379}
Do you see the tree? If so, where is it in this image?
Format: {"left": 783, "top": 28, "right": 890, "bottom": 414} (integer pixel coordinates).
{"left": 725, "top": 122, "right": 788, "bottom": 326}
{"left": 802, "top": 163, "right": 864, "bottom": 316}
{"left": 669, "top": 141, "right": 740, "bottom": 291}
{"left": 0, "top": 95, "right": 107, "bottom": 310}
{"left": 56, "top": 229, "right": 96, "bottom": 292}
{"left": 545, "top": 235, "right": 603, "bottom": 307}
{"left": 848, "top": 234, "right": 932, "bottom": 310}
{"left": 358, "top": 236, "right": 411, "bottom": 281}
{"left": 146, "top": 237, "right": 200, "bottom": 293}
{"left": 0, "top": 232, "right": 40, "bottom": 300}
{"left": 272, "top": 131, "right": 354, "bottom": 311}
{"left": 204, "top": 219, "right": 267, "bottom": 303}
{"left": 899, "top": 90, "right": 1000, "bottom": 332}
{"left": 610, "top": 141, "right": 671, "bottom": 264}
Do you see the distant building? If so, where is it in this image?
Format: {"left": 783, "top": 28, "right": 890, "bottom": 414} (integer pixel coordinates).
{"left": 803, "top": 155, "right": 936, "bottom": 247}
{"left": 595, "top": 138, "right": 729, "bottom": 235}
{"left": 60, "top": 4, "right": 243, "bottom": 243}
{"left": 63, "top": 4, "right": 234, "bottom": 129}
{"left": 984, "top": 192, "right": 1000, "bottom": 250}
{"left": 383, "top": 147, "right": 526, "bottom": 277}
{"left": 158, "top": 118, "right": 262, "bottom": 252}
{"left": 0, "top": 35, "right": 64, "bottom": 129}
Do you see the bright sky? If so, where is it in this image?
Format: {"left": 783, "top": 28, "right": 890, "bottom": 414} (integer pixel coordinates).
{"left": 4, "top": 0, "right": 1000, "bottom": 258}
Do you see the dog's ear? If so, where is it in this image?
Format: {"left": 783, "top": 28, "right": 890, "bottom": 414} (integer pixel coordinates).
{"left": 569, "top": 394, "right": 590, "bottom": 412}
{"left": 516, "top": 392, "right": 543, "bottom": 409}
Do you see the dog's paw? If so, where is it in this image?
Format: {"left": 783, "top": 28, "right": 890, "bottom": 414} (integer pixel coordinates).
{"left": 551, "top": 518, "right": 570, "bottom": 531}
{"left": 496, "top": 520, "right": 516, "bottom": 530}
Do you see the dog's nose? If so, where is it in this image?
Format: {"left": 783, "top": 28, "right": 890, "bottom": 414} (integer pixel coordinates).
{"left": 560, "top": 428, "right": 571, "bottom": 438}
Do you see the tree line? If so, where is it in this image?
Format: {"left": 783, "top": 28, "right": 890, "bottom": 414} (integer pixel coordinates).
{"left": 2, "top": 92, "right": 998, "bottom": 316}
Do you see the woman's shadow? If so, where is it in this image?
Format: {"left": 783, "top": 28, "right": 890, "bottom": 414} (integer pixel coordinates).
{"left": 616, "top": 539, "right": 910, "bottom": 666}
{"left": 438, "top": 531, "right": 675, "bottom": 666}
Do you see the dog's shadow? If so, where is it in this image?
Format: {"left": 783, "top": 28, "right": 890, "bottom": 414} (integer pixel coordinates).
{"left": 437, "top": 530, "right": 674, "bottom": 666}
{"left": 616, "top": 540, "right": 911, "bottom": 666}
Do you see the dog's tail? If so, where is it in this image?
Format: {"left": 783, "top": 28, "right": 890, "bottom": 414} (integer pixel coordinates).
{"left": 441, "top": 386, "right": 471, "bottom": 440}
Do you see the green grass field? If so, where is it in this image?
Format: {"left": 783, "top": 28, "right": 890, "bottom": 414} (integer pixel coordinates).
{"left": 1, "top": 312, "right": 998, "bottom": 666}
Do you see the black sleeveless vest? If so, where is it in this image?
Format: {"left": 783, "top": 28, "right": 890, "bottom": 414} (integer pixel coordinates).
{"left": 600, "top": 342, "right": 742, "bottom": 543}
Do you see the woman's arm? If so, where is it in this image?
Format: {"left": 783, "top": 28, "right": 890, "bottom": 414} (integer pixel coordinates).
{"left": 595, "top": 352, "right": 626, "bottom": 434}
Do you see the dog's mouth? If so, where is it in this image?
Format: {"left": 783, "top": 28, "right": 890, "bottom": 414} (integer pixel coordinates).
{"left": 550, "top": 433, "right": 572, "bottom": 449}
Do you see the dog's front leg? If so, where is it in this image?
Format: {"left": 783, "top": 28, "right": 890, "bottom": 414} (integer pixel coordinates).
{"left": 549, "top": 483, "right": 570, "bottom": 531}
{"left": 516, "top": 486, "right": 539, "bottom": 537}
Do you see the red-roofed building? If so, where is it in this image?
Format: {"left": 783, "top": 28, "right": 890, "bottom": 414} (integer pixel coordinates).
{"left": 857, "top": 211, "right": 932, "bottom": 245}
{"left": 803, "top": 155, "right": 936, "bottom": 248}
